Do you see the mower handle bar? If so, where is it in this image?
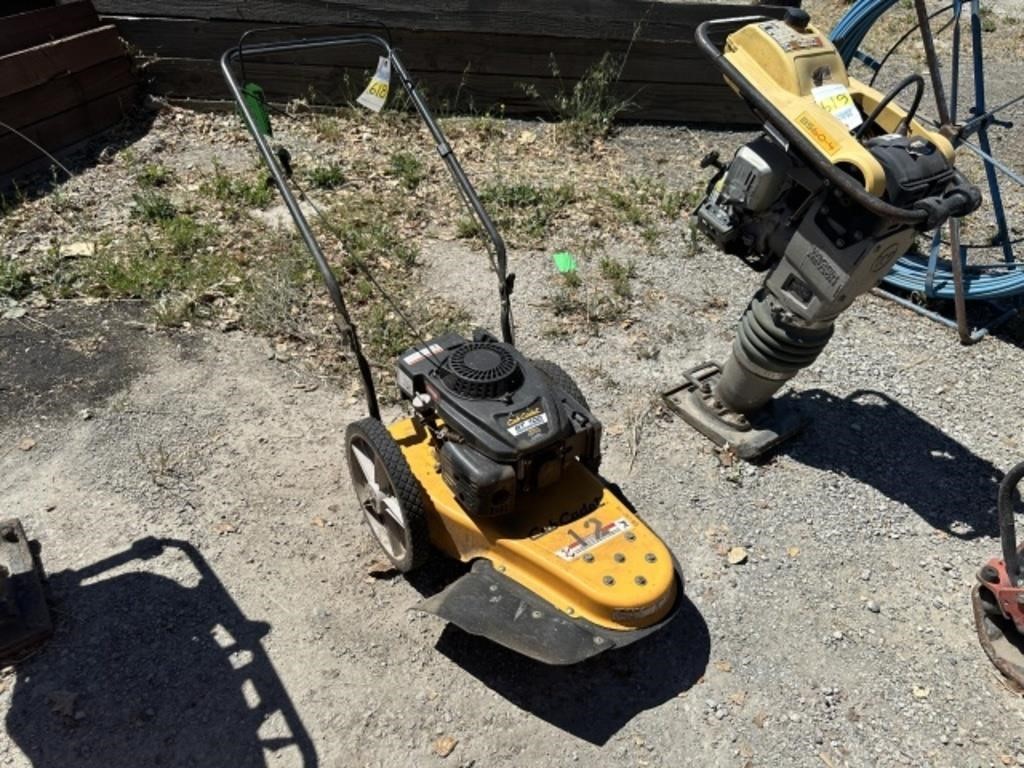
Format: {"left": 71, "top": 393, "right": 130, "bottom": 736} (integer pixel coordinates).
{"left": 221, "top": 33, "right": 516, "bottom": 419}
{"left": 696, "top": 17, "right": 936, "bottom": 226}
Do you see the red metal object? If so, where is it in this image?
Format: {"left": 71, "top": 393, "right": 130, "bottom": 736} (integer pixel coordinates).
{"left": 973, "top": 462, "right": 1024, "bottom": 688}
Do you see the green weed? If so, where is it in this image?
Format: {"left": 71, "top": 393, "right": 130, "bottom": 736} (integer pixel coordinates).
{"left": 203, "top": 164, "right": 274, "bottom": 209}
{"left": 136, "top": 163, "right": 174, "bottom": 188}
{"left": 132, "top": 191, "right": 177, "bottom": 223}
{"left": 0, "top": 256, "right": 32, "bottom": 299}
{"left": 599, "top": 254, "right": 636, "bottom": 297}
{"left": 521, "top": 52, "right": 633, "bottom": 149}
{"left": 162, "top": 215, "right": 214, "bottom": 256}
{"left": 478, "top": 181, "right": 574, "bottom": 243}
{"left": 307, "top": 163, "right": 346, "bottom": 190}
{"left": 388, "top": 152, "right": 428, "bottom": 191}
{"left": 86, "top": 235, "right": 240, "bottom": 310}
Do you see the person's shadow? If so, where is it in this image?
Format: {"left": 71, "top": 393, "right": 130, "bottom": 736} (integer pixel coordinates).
{"left": 782, "top": 389, "right": 1005, "bottom": 539}
{"left": 6, "top": 538, "right": 318, "bottom": 768}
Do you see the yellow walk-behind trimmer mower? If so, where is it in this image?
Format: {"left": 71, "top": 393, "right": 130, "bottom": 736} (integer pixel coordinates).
{"left": 221, "top": 33, "right": 682, "bottom": 665}
{"left": 666, "top": 11, "right": 982, "bottom": 459}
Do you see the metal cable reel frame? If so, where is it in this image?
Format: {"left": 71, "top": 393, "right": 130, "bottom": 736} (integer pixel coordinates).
{"left": 831, "top": 0, "right": 1024, "bottom": 341}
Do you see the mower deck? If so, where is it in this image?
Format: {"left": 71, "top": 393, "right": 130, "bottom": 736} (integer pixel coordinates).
{"left": 388, "top": 417, "right": 681, "bottom": 659}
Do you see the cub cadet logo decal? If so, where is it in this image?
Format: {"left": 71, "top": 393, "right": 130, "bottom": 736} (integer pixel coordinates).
{"left": 796, "top": 112, "right": 840, "bottom": 157}
{"left": 506, "top": 406, "right": 548, "bottom": 437}
{"left": 528, "top": 495, "right": 603, "bottom": 539}
{"left": 555, "top": 517, "right": 631, "bottom": 561}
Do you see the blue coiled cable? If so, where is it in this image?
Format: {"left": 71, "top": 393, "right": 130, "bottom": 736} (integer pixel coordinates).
{"left": 829, "top": 0, "right": 1024, "bottom": 300}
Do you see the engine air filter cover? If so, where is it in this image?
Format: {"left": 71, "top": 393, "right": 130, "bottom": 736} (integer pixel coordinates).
{"left": 442, "top": 342, "right": 523, "bottom": 399}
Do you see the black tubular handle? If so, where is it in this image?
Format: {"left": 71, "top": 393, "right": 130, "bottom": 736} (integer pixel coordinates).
{"left": 695, "top": 17, "right": 931, "bottom": 226}
{"left": 221, "top": 33, "right": 517, "bottom": 420}
{"left": 222, "top": 34, "right": 513, "bottom": 346}
{"left": 999, "top": 461, "right": 1024, "bottom": 586}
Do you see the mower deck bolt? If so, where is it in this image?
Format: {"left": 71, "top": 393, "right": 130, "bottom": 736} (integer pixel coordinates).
{"left": 603, "top": 575, "right": 615, "bottom": 586}
{"left": 645, "top": 553, "right": 657, "bottom": 563}
{"left": 635, "top": 575, "right": 647, "bottom": 586}
{"left": 614, "top": 553, "right": 625, "bottom": 563}
{"left": 489, "top": 584, "right": 498, "bottom": 592}
{"left": 625, "top": 532, "right": 637, "bottom": 542}
{"left": 582, "top": 553, "right": 595, "bottom": 563}
{"left": 981, "top": 565, "right": 1001, "bottom": 584}
{"left": 531, "top": 610, "right": 542, "bottom": 619}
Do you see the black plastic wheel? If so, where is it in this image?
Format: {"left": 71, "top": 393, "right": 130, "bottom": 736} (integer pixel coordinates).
{"left": 345, "top": 417, "right": 430, "bottom": 573}
{"left": 531, "top": 358, "right": 601, "bottom": 474}
{"left": 530, "top": 359, "right": 591, "bottom": 410}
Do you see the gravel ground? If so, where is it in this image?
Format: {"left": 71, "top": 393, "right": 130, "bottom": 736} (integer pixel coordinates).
{"left": 3, "top": 6, "right": 1024, "bottom": 768}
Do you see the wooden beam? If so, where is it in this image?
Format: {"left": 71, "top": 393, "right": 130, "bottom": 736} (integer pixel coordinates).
{"left": 0, "top": 2, "right": 100, "bottom": 58}
{"left": 3, "top": 0, "right": 57, "bottom": 15}
{"left": 0, "top": 25, "right": 125, "bottom": 99}
{"left": 141, "top": 57, "right": 756, "bottom": 124}
{"left": 0, "top": 57, "right": 136, "bottom": 131}
{"left": 93, "top": 0, "right": 787, "bottom": 41}
{"left": 110, "top": 17, "right": 727, "bottom": 85}
{"left": 0, "top": 85, "right": 138, "bottom": 176}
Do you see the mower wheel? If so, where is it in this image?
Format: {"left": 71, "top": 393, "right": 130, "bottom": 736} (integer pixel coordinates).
{"left": 531, "top": 359, "right": 590, "bottom": 410}
{"left": 531, "top": 359, "right": 601, "bottom": 473}
{"left": 346, "top": 417, "right": 430, "bottom": 573}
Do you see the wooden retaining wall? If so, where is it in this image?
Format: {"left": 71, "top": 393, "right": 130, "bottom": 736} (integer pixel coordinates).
{"left": 91, "top": 0, "right": 797, "bottom": 124}
{"left": 0, "top": 2, "right": 138, "bottom": 184}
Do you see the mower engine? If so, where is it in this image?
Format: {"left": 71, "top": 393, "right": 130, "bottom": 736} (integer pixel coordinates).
{"left": 396, "top": 331, "right": 602, "bottom": 517}
{"left": 666, "top": 11, "right": 982, "bottom": 458}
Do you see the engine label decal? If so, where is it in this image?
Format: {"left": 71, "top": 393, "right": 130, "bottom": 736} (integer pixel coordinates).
{"left": 811, "top": 83, "right": 863, "bottom": 130}
{"left": 761, "top": 22, "right": 825, "bottom": 53}
{"left": 555, "top": 517, "right": 631, "bottom": 561}
{"left": 506, "top": 407, "right": 548, "bottom": 436}
{"left": 796, "top": 112, "right": 840, "bottom": 156}
{"left": 804, "top": 246, "right": 840, "bottom": 289}
{"left": 402, "top": 343, "right": 444, "bottom": 366}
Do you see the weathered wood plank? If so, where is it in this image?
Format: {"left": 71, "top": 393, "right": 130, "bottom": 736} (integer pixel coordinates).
{"left": 0, "top": 2, "right": 100, "bottom": 58}
{"left": 0, "top": 85, "right": 138, "bottom": 177}
{"left": 0, "top": 56, "right": 135, "bottom": 131}
{"left": 141, "top": 57, "right": 756, "bottom": 124}
{"left": 110, "top": 17, "right": 729, "bottom": 85}
{"left": 3, "top": 0, "right": 56, "bottom": 15}
{"left": 93, "top": 0, "right": 787, "bottom": 41}
{"left": 0, "top": 25, "right": 124, "bottom": 100}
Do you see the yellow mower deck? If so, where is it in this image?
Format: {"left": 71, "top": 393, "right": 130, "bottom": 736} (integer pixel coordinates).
{"left": 389, "top": 417, "right": 678, "bottom": 633}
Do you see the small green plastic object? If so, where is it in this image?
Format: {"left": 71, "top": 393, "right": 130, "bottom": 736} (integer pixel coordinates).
{"left": 241, "top": 83, "right": 273, "bottom": 136}
{"left": 552, "top": 251, "right": 577, "bottom": 273}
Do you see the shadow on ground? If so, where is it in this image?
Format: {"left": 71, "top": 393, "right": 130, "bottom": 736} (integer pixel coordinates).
{"left": 3, "top": 104, "right": 157, "bottom": 201}
{"left": 430, "top": 592, "right": 708, "bottom": 745}
{"left": 6, "top": 538, "right": 317, "bottom": 768}
{"left": 783, "top": 388, "right": 1004, "bottom": 539}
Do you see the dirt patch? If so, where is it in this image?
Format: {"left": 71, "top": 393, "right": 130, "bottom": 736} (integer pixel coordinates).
{"left": 0, "top": 303, "right": 154, "bottom": 424}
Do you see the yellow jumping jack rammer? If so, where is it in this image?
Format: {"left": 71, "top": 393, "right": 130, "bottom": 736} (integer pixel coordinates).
{"left": 222, "top": 32, "right": 682, "bottom": 664}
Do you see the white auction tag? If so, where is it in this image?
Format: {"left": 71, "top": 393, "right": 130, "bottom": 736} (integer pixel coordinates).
{"left": 811, "top": 83, "right": 862, "bottom": 131}
{"left": 357, "top": 56, "right": 391, "bottom": 112}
